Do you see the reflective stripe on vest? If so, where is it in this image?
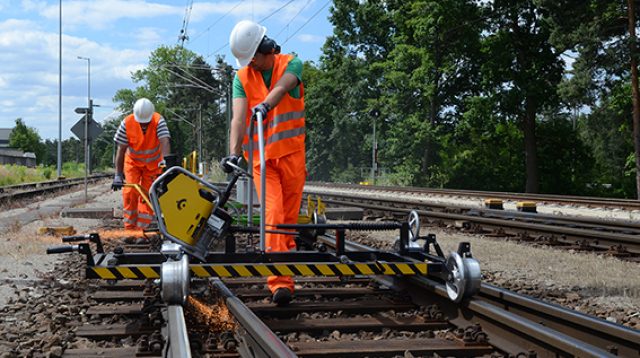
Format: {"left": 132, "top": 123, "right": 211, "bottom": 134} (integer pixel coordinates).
{"left": 243, "top": 126, "right": 306, "bottom": 152}
{"left": 244, "top": 110, "right": 306, "bottom": 137}
{"left": 128, "top": 145, "right": 160, "bottom": 155}
{"left": 237, "top": 53, "right": 305, "bottom": 162}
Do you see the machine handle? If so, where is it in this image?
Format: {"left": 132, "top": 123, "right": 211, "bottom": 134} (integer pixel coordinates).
{"left": 47, "top": 245, "right": 77, "bottom": 254}
{"left": 62, "top": 235, "right": 90, "bottom": 242}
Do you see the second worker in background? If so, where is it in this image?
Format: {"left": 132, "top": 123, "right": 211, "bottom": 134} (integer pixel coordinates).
{"left": 222, "top": 20, "right": 306, "bottom": 306}
{"left": 112, "top": 98, "right": 171, "bottom": 231}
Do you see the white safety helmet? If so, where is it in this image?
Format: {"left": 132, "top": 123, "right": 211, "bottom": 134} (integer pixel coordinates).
{"left": 229, "top": 20, "right": 267, "bottom": 67}
{"left": 133, "top": 98, "right": 154, "bottom": 124}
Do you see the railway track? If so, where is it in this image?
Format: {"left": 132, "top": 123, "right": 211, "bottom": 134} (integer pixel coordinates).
{"left": 29, "top": 229, "right": 638, "bottom": 357}
{"left": 307, "top": 182, "right": 640, "bottom": 211}
{"left": 0, "top": 174, "right": 111, "bottom": 205}
{"left": 303, "top": 186, "right": 640, "bottom": 260}
{"left": 4, "top": 171, "right": 637, "bottom": 357}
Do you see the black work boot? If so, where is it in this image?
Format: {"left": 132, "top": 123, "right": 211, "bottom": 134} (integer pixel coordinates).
{"left": 272, "top": 288, "right": 292, "bottom": 306}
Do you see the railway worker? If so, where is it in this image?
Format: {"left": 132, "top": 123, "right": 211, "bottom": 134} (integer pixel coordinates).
{"left": 221, "top": 20, "right": 306, "bottom": 306}
{"left": 112, "top": 98, "right": 171, "bottom": 231}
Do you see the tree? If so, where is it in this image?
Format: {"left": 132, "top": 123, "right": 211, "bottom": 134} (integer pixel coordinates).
{"left": 380, "top": 0, "right": 484, "bottom": 185}
{"left": 478, "top": 0, "right": 564, "bottom": 193}
{"left": 109, "top": 45, "right": 229, "bottom": 167}
{"left": 543, "top": 0, "right": 640, "bottom": 197}
{"left": 9, "top": 118, "right": 45, "bottom": 164}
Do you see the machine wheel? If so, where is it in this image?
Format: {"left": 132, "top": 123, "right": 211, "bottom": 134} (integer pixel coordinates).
{"left": 445, "top": 252, "right": 481, "bottom": 303}
{"left": 303, "top": 211, "right": 327, "bottom": 241}
{"left": 161, "top": 255, "right": 190, "bottom": 305}
{"left": 314, "top": 211, "right": 327, "bottom": 236}
{"left": 408, "top": 210, "right": 420, "bottom": 242}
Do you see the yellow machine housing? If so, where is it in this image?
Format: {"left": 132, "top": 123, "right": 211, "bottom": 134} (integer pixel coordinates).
{"left": 158, "top": 172, "right": 214, "bottom": 246}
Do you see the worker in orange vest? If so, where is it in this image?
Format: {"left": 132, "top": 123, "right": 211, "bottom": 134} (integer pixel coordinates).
{"left": 112, "top": 98, "right": 171, "bottom": 231}
{"left": 222, "top": 20, "right": 306, "bottom": 306}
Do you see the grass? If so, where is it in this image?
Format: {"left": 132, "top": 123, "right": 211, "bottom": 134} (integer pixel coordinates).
{"left": 0, "top": 162, "right": 87, "bottom": 186}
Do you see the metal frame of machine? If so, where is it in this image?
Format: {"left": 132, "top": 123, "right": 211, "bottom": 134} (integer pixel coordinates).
{"left": 47, "top": 112, "right": 482, "bottom": 304}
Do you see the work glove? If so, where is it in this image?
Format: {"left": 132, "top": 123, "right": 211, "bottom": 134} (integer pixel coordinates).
{"left": 220, "top": 154, "right": 241, "bottom": 174}
{"left": 111, "top": 173, "right": 124, "bottom": 191}
{"left": 158, "top": 159, "right": 166, "bottom": 169}
{"left": 251, "top": 102, "right": 271, "bottom": 121}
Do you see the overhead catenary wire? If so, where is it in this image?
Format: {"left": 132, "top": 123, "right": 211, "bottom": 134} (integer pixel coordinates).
{"left": 204, "top": 0, "right": 297, "bottom": 60}
{"left": 178, "top": 0, "right": 194, "bottom": 47}
{"left": 162, "top": 66, "right": 219, "bottom": 94}
{"left": 189, "top": 0, "right": 246, "bottom": 44}
{"left": 274, "top": 0, "right": 313, "bottom": 39}
{"left": 283, "top": 0, "right": 331, "bottom": 45}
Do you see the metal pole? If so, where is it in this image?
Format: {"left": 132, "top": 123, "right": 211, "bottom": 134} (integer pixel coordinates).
{"left": 57, "top": 0, "right": 62, "bottom": 179}
{"left": 87, "top": 58, "right": 91, "bottom": 174}
{"left": 247, "top": 120, "right": 254, "bottom": 228}
{"left": 371, "top": 117, "right": 376, "bottom": 185}
{"left": 85, "top": 60, "right": 90, "bottom": 202}
{"left": 256, "top": 112, "right": 266, "bottom": 252}
{"left": 198, "top": 104, "right": 202, "bottom": 173}
{"left": 77, "top": 56, "right": 90, "bottom": 202}
{"left": 227, "top": 83, "right": 231, "bottom": 156}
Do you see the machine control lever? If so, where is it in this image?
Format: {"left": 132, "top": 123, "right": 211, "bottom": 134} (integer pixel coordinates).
{"left": 46, "top": 243, "right": 95, "bottom": 265}
{"left": 62, "top": 233, "right": 104, "bottom": 253}
{"left": 47, "top": 245, "right": 78, "bottom": 254}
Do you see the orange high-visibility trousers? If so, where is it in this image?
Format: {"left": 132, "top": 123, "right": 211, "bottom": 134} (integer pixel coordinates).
{"left": 123, "top": 164, "right": 160, "bottom": 230}
{"left": 252, "top": 150, "right": 306, "bottom": 294}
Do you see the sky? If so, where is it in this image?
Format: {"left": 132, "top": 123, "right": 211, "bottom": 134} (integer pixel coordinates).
{"left": 0, "top": 0, "right": 334, "bottom": 140}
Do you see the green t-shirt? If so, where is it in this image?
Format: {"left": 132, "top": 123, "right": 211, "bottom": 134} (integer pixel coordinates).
{"left": 232, "top": 55, "right": 302, "bottom": 99}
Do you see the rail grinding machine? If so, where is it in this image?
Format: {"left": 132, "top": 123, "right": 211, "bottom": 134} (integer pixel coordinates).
{"left": 47, "top": 112, "right": 481, "bottom": 305}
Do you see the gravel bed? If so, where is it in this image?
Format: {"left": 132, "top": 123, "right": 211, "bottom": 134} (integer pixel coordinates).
{"left": 348, "top": 226, "right": 640, "bottom": 330}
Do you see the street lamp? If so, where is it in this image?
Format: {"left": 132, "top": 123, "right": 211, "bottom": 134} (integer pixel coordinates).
{"left": 77, "top": 56, "right": 90, "bottom": 202}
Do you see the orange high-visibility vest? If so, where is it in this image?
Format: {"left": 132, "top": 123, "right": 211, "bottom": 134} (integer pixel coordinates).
{"left": 124, "top": 112, "right": 163, "bottom": 170}
{"left": 238, "top": 54, "right": 305, "bottom": 163}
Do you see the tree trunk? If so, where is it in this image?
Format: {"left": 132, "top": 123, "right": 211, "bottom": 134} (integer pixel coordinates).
{"left": 628, "top": 0, "right": 640, "bottom": 199}
{"left": 524, "top": 98, "right": 539, "bottom": 193}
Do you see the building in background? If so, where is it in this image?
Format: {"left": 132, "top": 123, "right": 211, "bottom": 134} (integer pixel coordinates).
{"left": 0, "top": 128, "right": 11, "bottom": 148}
{"left": 0, "top": 128, "right": 37, "bottom": 167}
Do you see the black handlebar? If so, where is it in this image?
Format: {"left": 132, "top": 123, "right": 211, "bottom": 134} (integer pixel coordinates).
{"left": 47, "top": 245, "right": 77, "bottom": 254}
{"left": 62, "top": 235, "right": 90, "bottom": 242}
{"left": 61, "top": 233, "right": 103, "bottom": 253}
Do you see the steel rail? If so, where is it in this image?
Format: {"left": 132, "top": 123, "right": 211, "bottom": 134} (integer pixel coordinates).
{"left": 308, "top": 194, "right": 640, "bottom": 254}
{"left": 319, "top": 236, "right": 640, "bottom": 357}
{"left": 307, "top": 187, "right": 640, "bottom": 232}
{"left": 211, "top": 278, "right": 297, "bottom": 358}
{"left": 0, "top": 174, "right": 110, "bottom": 204}
{"left": 166, "top": 305, "right": 192, "bottom": 358}
{"left": 0, "top": 173, "right": 110, "bottom": 192}
{"left": 307, "top": 181, "right": 640, "bottom": 210}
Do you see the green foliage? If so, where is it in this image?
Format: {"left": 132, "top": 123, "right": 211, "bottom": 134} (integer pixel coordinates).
{"left": 0, "top": 163, "right": 85, "bottom": 186}
{"left": 9, "top": 118, "right": 46, "bottom": 164}
{"left": 43, "top": 167, "right": 52, "bottom": 179}
{"left": 439, "top": 96, "right": 525, "bottom": 191}
{"left": 21, "top": 1, "right": 627, "bottom": 199}
{"left": 576, "top": 82, "right": 635, "bottom": 197}
{"left": 536, "top": 113, "right": 594, "bottom": 195}
{"left": 111, "top": 46, "right": 231, "bottom": 166}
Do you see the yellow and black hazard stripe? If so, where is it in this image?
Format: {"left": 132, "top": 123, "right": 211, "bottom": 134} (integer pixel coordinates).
{"left": 87, "top": 262, "right": 428, "bottom": 280}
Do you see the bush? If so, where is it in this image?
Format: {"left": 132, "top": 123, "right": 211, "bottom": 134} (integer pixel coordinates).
{"left": 43, "top": 167, "right": 52, "bottom": 179}
{"left": 0, "top": 162, "right": 86, "bottom": 187}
